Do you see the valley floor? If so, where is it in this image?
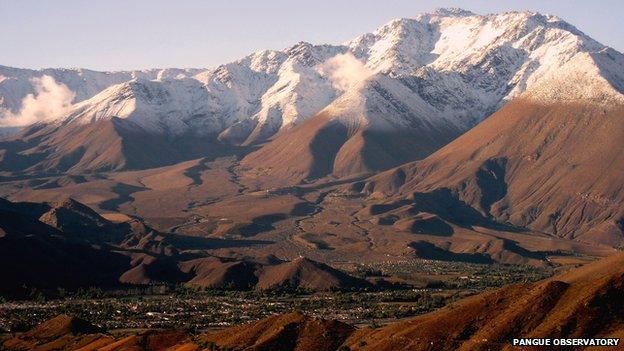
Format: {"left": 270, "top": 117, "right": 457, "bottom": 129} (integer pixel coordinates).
{"left": 0, "top": 156, "right": 615, "bottom": 270}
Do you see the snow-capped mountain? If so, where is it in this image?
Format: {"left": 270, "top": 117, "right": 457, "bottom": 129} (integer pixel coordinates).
{"left": 240, "top": 73, "right": 462, "bottom": 186}
{"left": 1, "top": 8, "right": 622, "bottom": 176}
{"left": 62, "top": 78, "right": 223, "bottom": 136}
{"left": 4, "top": 8, "right": 618, "bottom": 136}
{"left": 0, "top": 66, "right": 204, "bottom": 114}
{"left": 355, "top": 44, "right": 624, "bottom": 246}
{"left": 347, "top": 8, "right": 611, "bottom": 126}
{"left": 203, "top": 42, "right": 346, "bottom": 144}
{"left": 3, "top": 9, "right": 619, "bottom": 133}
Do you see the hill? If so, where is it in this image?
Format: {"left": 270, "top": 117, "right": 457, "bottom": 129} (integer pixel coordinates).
{"left": 343, "top": 251, "right": 624, "bottom": 350}
{"left": 0, "top": 196, "right": 370, "bottom": 294}
{"left": 200, "top": 312, "right": 354, "bottom": 351}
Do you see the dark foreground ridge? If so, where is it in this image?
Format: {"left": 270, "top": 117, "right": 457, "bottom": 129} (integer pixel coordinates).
{"left": 0, "top": 196, "right": 373, "bottom": 297}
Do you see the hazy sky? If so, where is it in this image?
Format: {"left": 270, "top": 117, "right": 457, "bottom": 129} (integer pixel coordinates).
{"left": 1, "top": 0, "right": 622, "bottom": 71}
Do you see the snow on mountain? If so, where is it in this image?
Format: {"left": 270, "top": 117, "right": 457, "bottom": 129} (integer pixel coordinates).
{"left": 320, "top": 73, "right": 446, "bottom": 132}
{"left": 0, "top": 66, "right": 204, "bottom": 114}
{"left": 347, "top": 9, "right": 615, "bottom": 127}
{"left": 238, "top": 71, "right": 463, "bottom": 186}
{"left": 208, "top": 42, "right": 345, "bottom": 144}
{"left": 524, "top": 50, "right": 624, "bottom": 106}
{"left": 61, "top": 78, "right": 223, "bottom": 136}
{"left": 1, "top": 8, "right": 622, "bottom": 141}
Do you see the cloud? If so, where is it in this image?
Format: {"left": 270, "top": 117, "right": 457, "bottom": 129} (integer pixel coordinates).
{"left": 0, "top": 75, "right": 75, "bottom": 127}
{"left": 318, "top": 53, "right": 373, "bottom": 91}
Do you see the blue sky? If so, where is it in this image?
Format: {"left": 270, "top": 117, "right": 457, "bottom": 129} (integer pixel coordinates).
{"left": 1, "top": 0, "right": 622, "bottom": 71}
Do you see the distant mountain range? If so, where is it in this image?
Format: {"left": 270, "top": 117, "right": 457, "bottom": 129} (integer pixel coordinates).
{"left": 1, "top": 8, "right": 623, "bottom": 271}
{"left": 2, "top": 8, "right": 622, "bottom": 178}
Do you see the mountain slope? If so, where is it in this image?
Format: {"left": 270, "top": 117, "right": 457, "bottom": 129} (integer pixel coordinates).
{"left": 344, "top": 251, "right": 624, "bottom": 351}
{"left": 355, "top": 49, "right": 624, "bottom": 246}
{"left": 0, "top": 116, "right": 235, "bottom": 173}
{"left": 241, "top": 74, "right": 461, "bottom": 186}
{"left": 62, "top": 78, "right": 225, "bottom": 136}
{"left": 2, "top": 315, "right": 188, "bottom": 351}
{"left": 0, "top": 197, "right": 194, "bottom": 294}
{"left": 180, "top": 256, "right": 370, "bottom": 291}
{"left": 255, "top": 257, "right": 371, "bottom": 291}
{"left": 200, "top": 312, "right": 355, "bottom": 351}
{"left": 0, "top": 196, "right": 374, "bottom": 294}
{"left": 0, "top": 65, "right": 204, "bottom": 114}
{"left": 0, "top": 198, "right": 132, "bottom": 294}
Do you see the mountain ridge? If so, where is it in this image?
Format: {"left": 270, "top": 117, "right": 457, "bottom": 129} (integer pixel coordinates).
{"left": 3, "top": 9, "right": 619, "bottom": 134}
{"left": 3, "top": 8, "right": 620, "bottom": 178}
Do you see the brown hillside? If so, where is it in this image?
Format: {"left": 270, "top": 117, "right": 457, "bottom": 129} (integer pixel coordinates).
{"left": 180, "top": 256, "right": 370, "bottom": 291}
{"left": 241, "top": 75, "right": 460, "bottom": 188}
{"left": 352, "top": 51, "right": 624, "bottom": 247}
{"left": 255, "top": 256, "right": 371, "bottom": 291}
{"left": 1, "top": 315, "right": 107, "bottom": 351}
{"left": 2, "top": 316, "right": 189, "bottom": 351}
{"left": 199, "top": 312, "right": 355, "bottom": 351}
{"left": 0, "top": 118, "right": 232, "bottom": 174}
{"left": 361, "top": 99, "right": 624, "bottom": 247}
{"left": 1, "top": 196, "right": 372, "bottom": 293}
{"left": 181, "top": 257, "right": 261, "bottom": 290}
{"left": 0, "top": 198, "right": 132, "bottom": 293}
{"left": 344, "top": 251, "right": 624, "bottom": 351}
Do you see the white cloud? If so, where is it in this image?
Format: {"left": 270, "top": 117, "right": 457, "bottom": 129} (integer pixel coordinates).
{"left": 0, "top": 75, "right": 75, "bottom": 127}
{"left": 317, "top": 53, "right": 373, "bottom": 91}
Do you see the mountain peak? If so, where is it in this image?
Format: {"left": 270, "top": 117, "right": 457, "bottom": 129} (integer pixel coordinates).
{"left": 432, "top": 7, "right": 475, "bottom": 17}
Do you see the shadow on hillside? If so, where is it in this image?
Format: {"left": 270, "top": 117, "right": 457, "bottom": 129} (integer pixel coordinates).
{"left": 373, "top": 188, "right": 523, "bottom": 234}
{"left": 409, "top": 241, "right": 494, "bottom": 264}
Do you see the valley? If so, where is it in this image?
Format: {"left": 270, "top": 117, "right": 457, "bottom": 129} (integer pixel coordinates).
{"left": 3, "top": 252, "right": 624, "bottom": 351}
{"left": 1, "top": 258, "right": 552, "bottom": 333}
{"left": 0, "top": 153, "right": 612, "bottom": 269}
